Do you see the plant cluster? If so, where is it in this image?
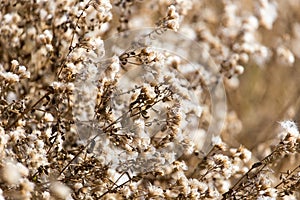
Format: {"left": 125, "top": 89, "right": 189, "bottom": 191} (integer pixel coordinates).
{"left": 0, "top": 0, "right": 299, "bottom": 199}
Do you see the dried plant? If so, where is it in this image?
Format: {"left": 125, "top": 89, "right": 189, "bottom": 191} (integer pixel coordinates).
{"left": 0, "top": 0, "right": 299, "bottom": 199}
